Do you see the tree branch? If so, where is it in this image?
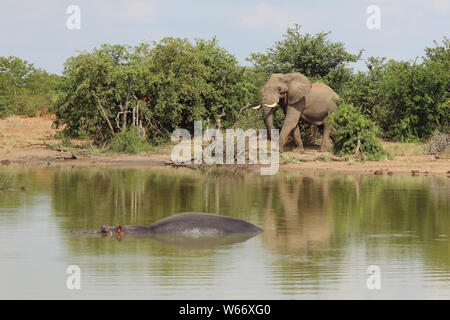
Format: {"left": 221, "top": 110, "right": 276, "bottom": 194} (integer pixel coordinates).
{"left": 354, "top": 134, "right": 361, "bottom": 156}
{"left": 232, "top": 103, "right": 251, "bottom": 129}
{"left": 216, "top": 108, "right": 226, "bottom": 130}
{"left": 92, "top": 91, "right": 115, "bottom": 136}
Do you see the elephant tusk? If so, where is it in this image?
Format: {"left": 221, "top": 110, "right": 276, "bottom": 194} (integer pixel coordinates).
{"left": 263, "top": 102, "right": 278, "bottom": 108}
{"left": 252, "top": 105, "right": 261, "bottom": 110}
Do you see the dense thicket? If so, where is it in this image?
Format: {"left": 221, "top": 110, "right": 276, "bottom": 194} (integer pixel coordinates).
{"left": 341, "top": 38, "right": 449, "bottom": 141}
{"left": 0, "top": 56, "right": 58, "bottom": 117}
{"left": 53, "top": 38, "right": 262, "bottom": 144}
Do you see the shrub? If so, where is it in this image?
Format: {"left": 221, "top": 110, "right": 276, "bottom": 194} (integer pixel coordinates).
{"left": 109, "top": 127, "right": 150, "bottom": 154}
{"left": 53, "top": 39, "right": 262, "bottom": 145}
{"left": 0, "top": 56, "right": 58, "bottom": 118}
{"left": 376, "top": 60, "right": 449, "bottom": 141}
{"left": 342, "top": 38, "right": 449, "bottom": 142}
{"left": 327, "top": 102, "right": 390, "bottom": 161}
{"left": 340, "top": 57, "right": 386, "bottom": 118}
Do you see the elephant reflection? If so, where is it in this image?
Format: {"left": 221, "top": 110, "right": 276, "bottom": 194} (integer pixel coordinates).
{"left": 260, "top": 175, "right": 333, "bottom": 255}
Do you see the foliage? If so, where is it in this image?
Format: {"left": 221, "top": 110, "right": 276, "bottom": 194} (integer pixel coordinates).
{"left": 5, "top": 32, "right": 448, "bottom": 148}
{"left": 109, "top": 126, "right": 150, "bottom": 154}
{"left": 53, "top": 38, "right": 262, "bottom": 144}
{"left": 340, "top": 57, "right": 386, "bottom": 118}
{"left": 342, "top": 38, "right": 449, "bottom": 141}
{"left": 248, "top": 24, "right": 362, "bottom": 92}
{"left": 0, "top": 56, "right": 58, "bottom": 117}
{"left": 327, "top": 102, "right": 390, "bottom": 161}
{"left": 53, "top": 43, "right": 150, "bottom": 140}
{"left": 376, "top": 60, "right": 448, "bottom": 141}
{"left": 145, "top": 37, "right": 261, "bottom": 136}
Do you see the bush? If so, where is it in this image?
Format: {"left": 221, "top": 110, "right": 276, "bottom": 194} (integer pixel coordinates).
{"left": 376, "top": 60, "right": 449, "bottom": 141}
{"left": 342, "top": 38, "right": 449, "bottom": 142}
{"left": 340, "top": 57, "right": 386, "bottom": 118}
{"left": 109, "top": 127, "right": 150, "bottom": 154}
{"left": 0, "top": 56, "right": 58, "bottom": 118}
{"left": 327, "top": 102, "right": 391, "bottom": 161}
{"left": 53, "top": 38, "right": 262, "bottom": 145}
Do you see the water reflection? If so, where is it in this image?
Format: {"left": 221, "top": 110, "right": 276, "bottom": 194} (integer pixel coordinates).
{"left": 0, "top": 166, "right": 448, "bottom": 299}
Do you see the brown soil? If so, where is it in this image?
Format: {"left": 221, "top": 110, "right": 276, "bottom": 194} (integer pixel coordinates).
{"left": 0, "top": 115, "right": 448, "bottom": 176}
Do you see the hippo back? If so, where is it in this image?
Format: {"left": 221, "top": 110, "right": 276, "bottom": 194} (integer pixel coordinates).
{"left": 148, "top": 212, "right": 263, "bottom": 235}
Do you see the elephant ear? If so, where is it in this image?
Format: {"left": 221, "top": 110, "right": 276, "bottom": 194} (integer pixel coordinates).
{"left": 287, "top": 73, "right": 312, "bottom": 105}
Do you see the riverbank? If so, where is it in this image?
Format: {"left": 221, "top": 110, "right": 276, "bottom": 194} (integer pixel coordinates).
{"left": 0, "top": 115, "right": 449, "bottom": 176}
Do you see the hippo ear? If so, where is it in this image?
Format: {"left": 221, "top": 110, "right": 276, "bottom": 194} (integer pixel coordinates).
{"left": 116, "top": 224, "right": 122, "bottom": 233}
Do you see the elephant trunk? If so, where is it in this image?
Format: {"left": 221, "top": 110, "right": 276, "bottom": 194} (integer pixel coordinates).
{"left": 263, "top": 106, "right": 275, "bottom": 140}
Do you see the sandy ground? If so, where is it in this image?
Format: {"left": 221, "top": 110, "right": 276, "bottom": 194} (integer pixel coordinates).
{"left": 0, "top": 115, "right": 449, "bottom": 176}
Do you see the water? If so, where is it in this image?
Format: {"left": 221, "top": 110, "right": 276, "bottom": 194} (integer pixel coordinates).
{"left": 0, "top": 166, "right": 448, "bottom": 299}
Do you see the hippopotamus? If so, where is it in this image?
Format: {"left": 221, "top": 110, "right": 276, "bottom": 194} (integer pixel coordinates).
{"left": 71, "top": 212, "right": 263, "bottom": 237}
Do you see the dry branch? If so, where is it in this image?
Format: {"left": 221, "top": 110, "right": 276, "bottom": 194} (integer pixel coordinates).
{"left": 92, "top": 91, "right": 115, "bottom": 136}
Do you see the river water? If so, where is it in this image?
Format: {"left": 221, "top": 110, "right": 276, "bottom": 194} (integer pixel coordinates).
{"left": 0, "top": 166, "right": 448, "bottom": 299}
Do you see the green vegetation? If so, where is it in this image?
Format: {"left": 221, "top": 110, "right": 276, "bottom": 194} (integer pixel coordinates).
{"left": 109, "top": 126, "right": 150, "bottom": 154}
{"left": 342, "top": 38, "right": 449, "bottom": 141}
{"left": 384, "top": 142, "right": 426, "bottom": 157}
{"left": 0, "top": 56, "right": 58, "bottom": 117}
{"left": 1, "top": 27, "right": 448, "bottom": 156}
{"left": 248, "top": 24, "right": 362, "bottom": 93}
{"left": 327, "top": 102, "right": 391, "bottom": 160}
{"left": 52, "top": 39, "right": 261, "bottom": 145}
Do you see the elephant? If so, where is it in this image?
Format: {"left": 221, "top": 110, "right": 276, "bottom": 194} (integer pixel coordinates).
{"left": 71, "top": 212, "right": 263, "bottom": 237}
{"left": 253, "top": 73, "right": 339, "bottom": 152}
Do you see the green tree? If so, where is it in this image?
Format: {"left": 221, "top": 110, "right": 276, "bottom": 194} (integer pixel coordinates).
{"left": 248, "top": 24, "right": 362, "bottom": 92}
{"left": 340, "top": 57, "right": 386, "bottom": 118}
{"left": 53, "top": 38, "right": 262, "bottom": 145}
{"left": 342, "top": 38, "right": 449, "bottom": 141}
{"left": 377, "top": 58, "right": 448, "bottom": 141}
{"left": 53, "top": 43, "right": 153, "bottom": 141}
{"left": 145, "top": 37, "right": 261, "bottom": 138}
{"left": 0, "top": 56, "right": 57, "bottom": 117}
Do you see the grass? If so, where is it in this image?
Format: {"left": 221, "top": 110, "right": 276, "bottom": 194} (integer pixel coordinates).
{"left": 384, "top": 142, "right": 426, "bottom": 156}
{"left": 280, "top": 153, "right": 305, "bottom": 164}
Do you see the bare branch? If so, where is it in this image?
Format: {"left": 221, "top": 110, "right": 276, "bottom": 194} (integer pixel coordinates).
{"left": 92, "top": 91, "right": 115, "bottom": 136}
{"left": 216, "top": 108, "right": 226, "bottom": 130}
{"left": 232, "top": 103, "right": 251, "bottom": 129}
{"left": 354, "top": 134, "right": 361, "bottom": 156}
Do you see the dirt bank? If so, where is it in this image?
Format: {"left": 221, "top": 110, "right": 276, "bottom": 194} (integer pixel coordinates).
{"left": 0, "top": 115, "right": 448, "bottom": 176}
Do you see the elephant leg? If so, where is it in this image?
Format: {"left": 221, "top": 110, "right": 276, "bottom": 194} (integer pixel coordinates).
{"left": 279, "top": 106, "right": 302, "bottom": 152}
{"left": 292, "top": 124, "right": 304, "bottom": 152}
{"left": 320, "top": 125, "right": 332, "bottom": 152}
